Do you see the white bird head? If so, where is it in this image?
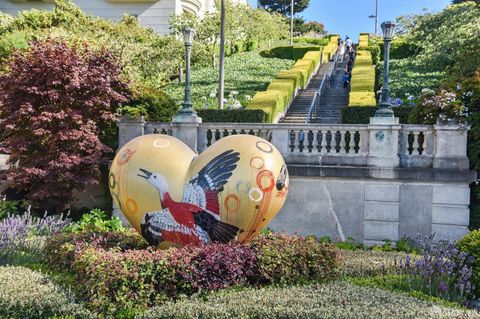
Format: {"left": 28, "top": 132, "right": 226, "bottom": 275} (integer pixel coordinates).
{"left": 138, "top": 168, "right": 169, "bottom": 195}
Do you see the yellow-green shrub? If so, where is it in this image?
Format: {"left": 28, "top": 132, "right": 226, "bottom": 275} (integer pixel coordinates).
{"left": 247, "top": 90, "right": 287, "bottom": 122}
{"left": 303, "top": 51, "right": 321, "bottom": 69}
{"left": 359, "top": 33, "right": 369, "bottom": 47}
{"left": 350, "top": 66, "right": 375, "bottom": 92}
{"left": 276, "top": 69, "right": 306, "bottom": 88}
{"left": 267, "top": 79, "right": 296, "bottom": 104}
{"left": 349, "top": 92, "right": 376, "bottom": 106}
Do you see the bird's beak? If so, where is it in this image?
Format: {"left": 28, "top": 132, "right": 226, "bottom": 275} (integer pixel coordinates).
{"left": 138, "top": 168, "right": 152, "bottom": 179}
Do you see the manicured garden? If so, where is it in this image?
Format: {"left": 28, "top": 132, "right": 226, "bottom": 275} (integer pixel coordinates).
{"left": 2, "top": 207, "right": 480, "bottom": 318}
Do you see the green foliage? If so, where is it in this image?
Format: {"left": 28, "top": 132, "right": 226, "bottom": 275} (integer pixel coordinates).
{"left": 349, "top": 49, "right": 376, "bottom": 106}
{"left": 340, "top": 249, "right": 403, "bottom": 278}
{"left": 260, "top": 45, "right": 321, "bottom": 60}
{"left": 248, "top": 233, "right": 340, "bottom": 285}
{"left": 196, "top": 109, "right": 267, "bottom": 123}
{"left": 333, "top": 237, "right": 364, "bottom": 251}
{"left": 408, "top": 89, "right": 466, "bottom": 125}
{"left": 294, "top": 37, "right": 329, "bottom": 46}
{"left": 64, "top": 209, "right": 124, "bottom": 233}
{"left": 43, "top": 229, "right": 148, "bottom": 269}
{"left": 164, "top": 52, "right": 294, "bottom": 110}
{"left": 348, "top": 275, "right": 465, "bottom": 309}
{"left": 139, "top": 281, "right": 477, "bottom": 319}
{"left": 341, "top": 107, "right": 414, "bottom": 124}
{"left": 377, "top": 37, "right": 421, "bottom": 60}
{"left": 0, "top": 199, "right": 27, "bottom": 220}
{"left": 0, "top": 0, "right": 209, "bottom": 88}
{"left": 121, "top": 85, "right": 178, "bottom": 122}
{"left": 0, "top": 266, "right": 93, "bottom": 319}
{"left": 259, "top": 0, "right": 310, "bottom": 16}
{"left": 247, "top": 90, "right": 291, "bottom": 122}
{"left": 457, "top": 230, "right": 480, "bottom": 297}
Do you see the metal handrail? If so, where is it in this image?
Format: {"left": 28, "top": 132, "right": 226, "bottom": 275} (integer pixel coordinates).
{"left": 306, "top": 48, "right": 341, "bottom": 123}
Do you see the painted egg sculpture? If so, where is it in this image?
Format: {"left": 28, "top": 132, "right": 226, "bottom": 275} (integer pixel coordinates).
{"left": 109, "top": 134, "right": 289, "bottom": 248}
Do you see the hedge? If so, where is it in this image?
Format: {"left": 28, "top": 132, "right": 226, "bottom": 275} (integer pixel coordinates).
{"left": 267, "top": 79, "right": 296, "bottom": 105}
{"left": 260, "top": 45, "right": 322, "bottom": 60}
{"left": 349, "top": 42, "right": 376, "bottom": 107}
{"left": 139, "top": 281, "right": 479, "bottom": 319}
{"left": 302, "top": 51, "right": 322, "bottom": 69}
{"left": 247, "top": 90, "right": 287, "bottom": 122}
{"left": 359, "top": 33, "right": 369, "bottom": 47}
{"left": 341, "top": 106, "right": 414, "bottom": 124}
{"left": 197, "top": 109, "right": 267, "bottom": 123}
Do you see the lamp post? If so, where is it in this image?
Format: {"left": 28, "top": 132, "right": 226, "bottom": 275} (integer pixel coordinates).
{"left": 368, "top": 0, "right": 379, "bottom": 35}
{"left": 290, "top": 0, "right": 294, "bottom": 46}
{"left": 177, "top": 27, "right": 196, "bottom": 117}
{"left": 375, "top": 21, "right": 396, "bottom": 118}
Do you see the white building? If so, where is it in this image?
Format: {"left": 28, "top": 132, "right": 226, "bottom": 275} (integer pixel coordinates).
{"left": 0, "top": 0, "right": 247, "bottom": 34}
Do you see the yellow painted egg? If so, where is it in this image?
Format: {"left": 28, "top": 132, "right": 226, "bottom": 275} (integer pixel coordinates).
{"left": 109, "top": 134, "right": 289, "bottom": 248}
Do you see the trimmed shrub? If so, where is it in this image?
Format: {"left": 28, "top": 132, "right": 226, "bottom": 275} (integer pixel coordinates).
{"left": 0, "top": 266, "right": 93, "bottom": 319}
{"left": 303, "top": 50, "right": 322, "bottom": 69}
{"left": 348, "top": 92, "right": 376, "bottom": 107}
{"left": 246, "top": 90, "right": 287, "bottom": 122}
{"left": 248, "top": 233, "right": 340, "bottom": 285}
{"left": 197, "top": 109, "right": 267, "bottom": 123}
{"left": 122, "top": 85, "right": 178, "bottom": 122}
{"left": 341, "top": 106, "right": 414, "bottom": 124}
{"left": 340, "top": 249, "right": 403, "bottom": 277}
{"left": 275, "top": 69, "right": 303, "bottom": 88}
{"left": 267, "top": 79, "right": 296, "bottom": 104}
{"left": 358, "top": 33, "right": 369, "bottom": 47}
{"left": 70, "top": 233, "right": 339, "bottom": 315}
{"left": 139, "top": 281, "right": 478, "bottom": 319}
{"left": 260, "top": 45, "right": 321, "bottom": 60}
{"left": 43, "top": 229, "right": 148, "bottom": 269}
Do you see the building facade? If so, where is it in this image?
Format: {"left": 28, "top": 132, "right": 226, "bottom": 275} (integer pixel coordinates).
{"left": 0, "top": 0, "right": 247, "bottom": 34}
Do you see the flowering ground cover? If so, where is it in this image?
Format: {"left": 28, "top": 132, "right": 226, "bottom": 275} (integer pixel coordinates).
{"left": 163, "top": 52, "right": 295, "bottom": 110}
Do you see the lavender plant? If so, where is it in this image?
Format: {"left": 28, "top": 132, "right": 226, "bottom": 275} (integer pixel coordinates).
{"left": 397, "top": 234, "right": 474, "bottom": 304}
{"left": 0, "top": 207, "right": 70, "bottom": 265}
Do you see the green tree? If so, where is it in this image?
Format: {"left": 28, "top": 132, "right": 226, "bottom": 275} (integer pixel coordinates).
{"left": 259, "top": 0, "right": 310, "bottom": 16}
{"left": 452, "top": 0, "right": 479, "bottom": 4}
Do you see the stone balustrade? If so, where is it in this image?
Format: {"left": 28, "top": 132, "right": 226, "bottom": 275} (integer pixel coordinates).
{"left": 119, "top": 117, "right": 471, "bottom": 170}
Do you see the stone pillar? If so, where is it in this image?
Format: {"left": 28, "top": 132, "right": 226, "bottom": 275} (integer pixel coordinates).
{"left": 433, "top": 124, "right": 470, "bottom": 169}
{"left": 171, "top": 114, "right": 202, "bottom": 153}
{"left": 271, "top": 128, "right": 289, "bottom": 157}
{"left": 118, "top": 116, "right": 145, "bottom": 148}
{"left": 367, "top": 117, "right": 401, "bottom": 168}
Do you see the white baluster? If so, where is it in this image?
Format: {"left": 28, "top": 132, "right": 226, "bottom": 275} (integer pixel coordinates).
{"left": 412, "top": 132, "right": 420, "bottom": 155}
{"left": 312, "top": 130, "right": 318, "bottom": 152}
{"left": 321, "top": 131, "right": 328, "bottom": 154}
{"left": 294, "top": 131, "right": 301, "bottom": 153}
{"left": 339, "top": 131, "right": 346, "bottom": 154}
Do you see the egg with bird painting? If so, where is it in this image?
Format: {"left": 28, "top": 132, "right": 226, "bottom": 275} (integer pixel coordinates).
{"left": 109, "top": 134, "right": 289, "bottom": 248}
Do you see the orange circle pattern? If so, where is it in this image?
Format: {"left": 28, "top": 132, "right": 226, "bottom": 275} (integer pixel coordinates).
{"left": 125, "top": 198, "right": 138, "bottom": 215}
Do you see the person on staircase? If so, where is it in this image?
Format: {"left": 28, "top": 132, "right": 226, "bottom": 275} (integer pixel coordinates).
{"left": 345, "top": 36, "right": 353, "bottom": 53}
{"left": 343, "top": 72, "right": 351, "bottom": 90}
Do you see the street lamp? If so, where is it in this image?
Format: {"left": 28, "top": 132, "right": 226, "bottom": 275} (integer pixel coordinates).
{"left": 368, "top": 0, "right": 379, "bottom": 35}
{"left": 177, "top": 27, "right": 196, "bottom": 116}
{"left": 375, "top": 21, "right": 396, "bottom": 118}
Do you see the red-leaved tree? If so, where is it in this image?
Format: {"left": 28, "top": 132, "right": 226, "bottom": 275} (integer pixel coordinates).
{"left": 0, "top": 39, "right": 129, "bottom": 210}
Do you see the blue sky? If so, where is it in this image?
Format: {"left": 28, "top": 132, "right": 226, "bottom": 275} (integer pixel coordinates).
{"left": 248, "top": 0, "right": 451, "bottom": 37}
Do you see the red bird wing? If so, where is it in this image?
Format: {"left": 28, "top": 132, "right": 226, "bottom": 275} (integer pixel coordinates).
{"left": 182, "top": 150, "right": 240, "bottom": 215}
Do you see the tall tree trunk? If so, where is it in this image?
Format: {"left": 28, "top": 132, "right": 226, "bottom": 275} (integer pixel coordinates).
{"left": 218, "top": 0, "right": 226, "bottom": 110}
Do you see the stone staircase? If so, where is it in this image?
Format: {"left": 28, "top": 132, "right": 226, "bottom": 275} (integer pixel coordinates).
{"left": 279, "top": 63, "right": 331, "bottom": 124}
{"left": 280, "top": 53, "right": 350, "bottom": 124}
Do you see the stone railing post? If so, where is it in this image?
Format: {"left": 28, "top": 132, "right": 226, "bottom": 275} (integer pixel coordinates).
{"left": 171, "top": 116, "right": 202, "bottom": 153}
{"left": 271, "top": 127, "right": 289, "bottom": 157}
{"left": 118, "top": 116, "right": 145, "bottom": 148}
{"left": 433, "top": 124, "right": 470, "bottom": 169}
{"left": 367, "top": 117, "right": 401, "bottom": 168}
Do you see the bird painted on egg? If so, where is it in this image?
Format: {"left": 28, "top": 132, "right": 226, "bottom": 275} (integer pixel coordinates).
{"left": 138, "top": 149, "right": 240, "bottom": 246}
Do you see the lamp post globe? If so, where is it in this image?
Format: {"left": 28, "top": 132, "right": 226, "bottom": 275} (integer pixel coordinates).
{"left": 178, "top": 27, "right": 196, "bottom": 116}
{"left": 375, "top": 21, "right": 396, "bottom": 118}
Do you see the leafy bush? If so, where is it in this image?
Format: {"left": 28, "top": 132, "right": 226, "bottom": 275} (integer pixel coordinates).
{"left": 163, "top": 52, "right": 294, "bottom": 110}
{"left": 0, "top": 198, "right": 27, "bottom": 220}
{"left": 68, "top": 233, "right": 339, "bottom": 315}
{"left": 349, "top": 49, "right": 376, "bottom": 106}
{"left": 348, "top": 92, "right": 376, "bottom": 107}
{"left": 196, "top": 109, "right": 267, "bottom": 123}
{"left": 294, "top": 37, "right": 329, "bottom": 46}
{"left": 121, "top": 85, "right": 178, "bottom": 122}
{"left": 457, "top": 230, "right": 480, "bottom": 297}
{"left": 0, "top": 266, "right": 93, "bottom": 319}
{"left": 408, "top": 89, "right": 466, "bottom": 125}
{"left": 0, "top": 209, "right": 70, "bottom": 265}
{"left": 247, "top": 90, "right": 289, "bottom": 123}
{"left": 0, "top": 39, "right": 129, "bottom": 210}
{"left": 139, "top": 281, "right": 478, "bottom": 319}
{"left": 64, "top": 209, "right": 124, "bottom": 233}
{"left": 341, "top": 106, "right": 414, "bottom": 124}
{"left": 378, "top": 38, "right": 421, "bottom": 60}
{"left": 43, "top": 229, "right": 147, "bottom": 269}
{"left": 248, "top": 233, "right": 340, "bottom": 285}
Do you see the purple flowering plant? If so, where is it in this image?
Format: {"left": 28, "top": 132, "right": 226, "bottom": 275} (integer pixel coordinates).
{"left": 0, "top": 207, "right": 70, "bottom": 265}
{"left": 396, "top": 234, "right": 474, "bottom": 304}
